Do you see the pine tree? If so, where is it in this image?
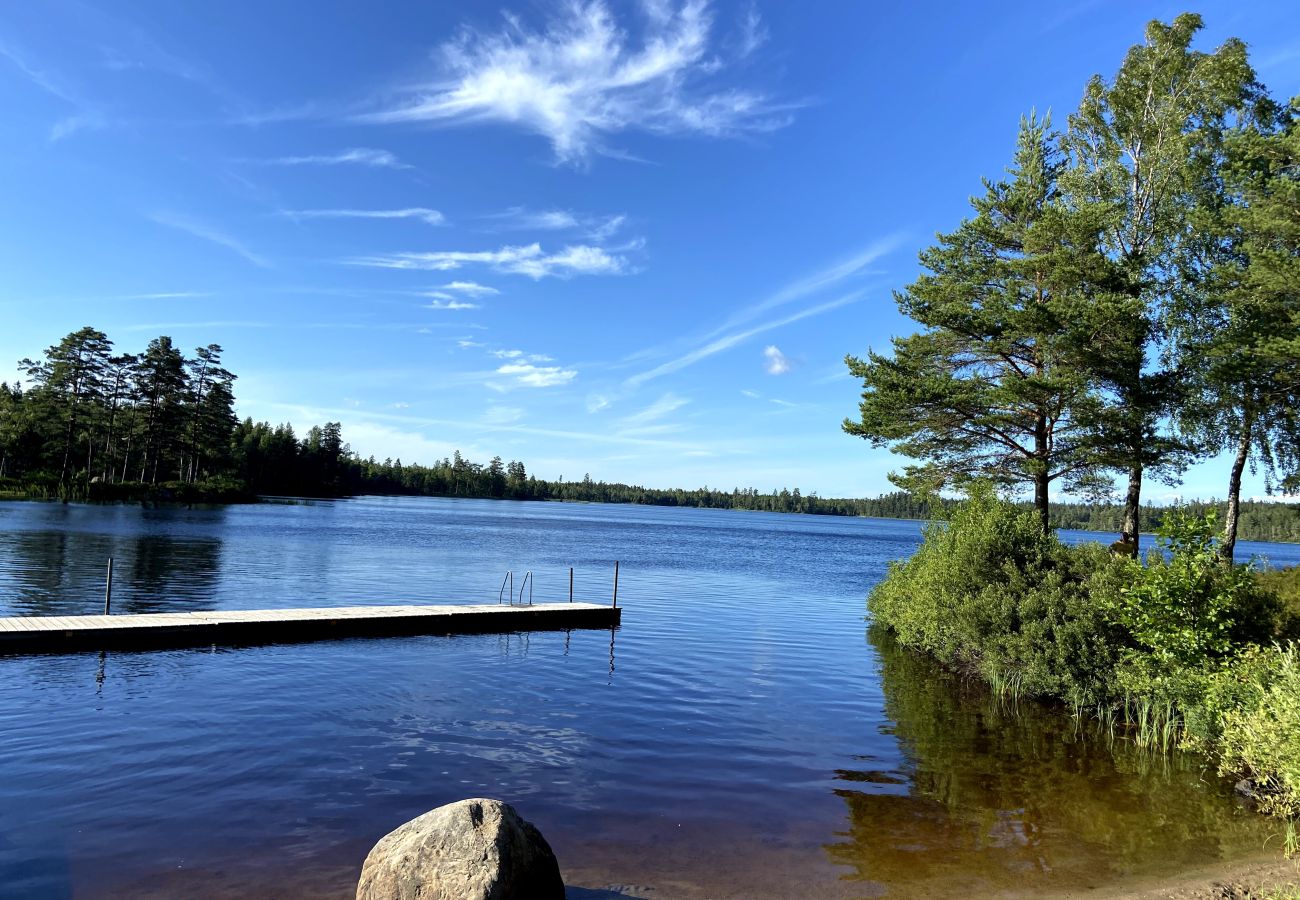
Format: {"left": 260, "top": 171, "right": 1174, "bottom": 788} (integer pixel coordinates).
{"left": 844, "top": 116, "right": 1107, "bottom": 532}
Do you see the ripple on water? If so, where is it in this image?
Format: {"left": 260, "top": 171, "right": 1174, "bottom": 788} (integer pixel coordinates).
{"left": 0, "top": 498, "right": 1293, "bottom": 899}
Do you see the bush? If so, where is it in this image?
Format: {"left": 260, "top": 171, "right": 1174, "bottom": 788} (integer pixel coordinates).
{"left": 868, "top": 483, "right": 1128, "bottom": 705}
{"left": 1217, "top": 644, "right": 1300, "bottom": 824}
{"left": 872, "top": 489, "right": 1299, "bottom": 839}
{"left": 1099, "top": 509, "right": 1280, "bottom": 672}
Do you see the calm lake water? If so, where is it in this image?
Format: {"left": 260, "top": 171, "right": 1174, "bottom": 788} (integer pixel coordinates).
{"left": 1, "top": 498, "right": 1297, "bottom": 899}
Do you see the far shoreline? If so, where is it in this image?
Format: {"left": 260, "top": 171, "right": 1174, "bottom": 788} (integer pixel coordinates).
{"left": 3, "top": 489, "right": 1299, "bottom": 547}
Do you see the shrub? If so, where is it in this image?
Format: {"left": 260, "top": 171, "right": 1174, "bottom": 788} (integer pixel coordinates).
{"left": 1099, "top": 509, "right": 1280, "bottom": 672}
{"left": 868, "top": 483, "right": 1127, "bottom": 705}
{"left": 1217, "top": 643, "right": 1300, "bottom": 824}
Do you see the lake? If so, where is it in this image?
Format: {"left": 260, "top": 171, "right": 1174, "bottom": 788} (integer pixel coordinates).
{"left": 1, "top": 497, "right": 1296, "bottom": 899}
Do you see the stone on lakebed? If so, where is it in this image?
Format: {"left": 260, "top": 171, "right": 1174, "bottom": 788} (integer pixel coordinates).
{"left": 356, "top": 798, "right": 565, "bottom": 900}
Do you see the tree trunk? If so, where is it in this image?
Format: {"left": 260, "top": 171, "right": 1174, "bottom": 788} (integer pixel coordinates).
{"left": 1120, "top": 461, "right": 1142, "bottom": 552}
{"left": 1034, "top": 413, "right": 1051, "bottom": 536}
{"left": 1034, "top": 468, "right": 1050, "bottom": 536}
{"left": 1221, "top": 412, "right": 1253, "bottom": 564}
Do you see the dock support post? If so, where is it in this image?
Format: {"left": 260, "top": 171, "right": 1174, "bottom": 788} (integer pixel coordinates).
{"left": 104, "top": 557, "right": 114, "bottom": 615}
{"left": 569, "top": 567, "right": 574, "bottom": 603}
{"left": 612, "top": 560, "right": 619, "bottom": 609}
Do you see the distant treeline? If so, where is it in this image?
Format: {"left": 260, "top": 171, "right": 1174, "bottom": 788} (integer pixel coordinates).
{"left": 3, "top": 327, "right": 1298, "bottom": 544}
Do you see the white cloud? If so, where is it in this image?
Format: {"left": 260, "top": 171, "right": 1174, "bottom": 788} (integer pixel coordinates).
{"left": 492, "top": 349, "right": 553, "bottom": 362}
{"left": 495, "top": 362, "right": 577, "bottom": 388}
{"left": 251, "top": 148, "right": 408, "bottom": 168}
{"left": 149, "top": 212, "right": 271, "bottom": 268}
{"left": 426, "top": 298, "right": 478, "bottom": 310}
{"left": 347, "top": 242, "right": 628, "bottom": 279}
{"left": 356, "top": 0, "right": 793, "bottom": 163}
{"left": 283, "top": 207, "right": 444, "bottom": 225}
{"left": 763, "top": 344, "right": 791, "bottom": 375}
{"left": 441, "top": 280, "right": 499, "bottom": 297}
{"left": 740, "top": 389, "right": 761, "bottom": 399}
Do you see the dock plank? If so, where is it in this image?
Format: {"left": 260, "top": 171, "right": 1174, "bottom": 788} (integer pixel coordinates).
{"left": 0, "top": 602, "right": 619, "bottom": 654}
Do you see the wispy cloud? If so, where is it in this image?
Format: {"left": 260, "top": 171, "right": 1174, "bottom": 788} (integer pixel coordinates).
{"left": 356, "top": 0, "right": 794, "bottom": 164}
{"left": 348, "top": 242, "right": 629, "bottom": 279}
{"left": 735, "top": 4, "right": 769, "bottom": 57}
{"left": 49, "top": 112, "right": 107, "bottom": 142}
{"left": 0, "top": 39, "right": 79, "bottom": 104}
{"left": 484, "top": 207, "right": 626, "bottom": 240}
{"left": 119, "top": 291, "right": 214, "bottom": 301}
{"left": 492, "top": 348, "right": 553, "bottom": 362}
{"left": 712, "top": 236, "right": 903, "bottom": 337}
{"left": 149, "top": 212, "right": 271, "bottom": 268}
{"left": 440, "top": 280, "right": 499, "bottom": 297}
{"left": 424, "top": 296, "right": 479, "bottom": 310}
{"left": 494, "top": 362, "right": 578, "bottom": 388}
{"left": 0, "top": 39, "right": 111, "bottom": 141}
{"left": 617, "top": 392, "right": 690, "bottom": 434}
{"left": 623, "top": 237, "right": 902, "bottom": 367}
{"left": 763, "top": 344, "right": 791, "bottom": 375}
{"left": 626, "top": 291, "right": 864, "bottom": 388}
{"left": 249, "top": 148, "right": 408, "bottom": 169}
{"left": 282, "top": 207, "right": 444, "bottom": 225}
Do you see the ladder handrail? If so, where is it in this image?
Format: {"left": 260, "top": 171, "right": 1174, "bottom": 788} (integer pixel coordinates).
{"left": 518, "top": 571, "right": 533, "bottom": 606}
{"left": 498, "top": 570, "right": 513, "bottom": 604}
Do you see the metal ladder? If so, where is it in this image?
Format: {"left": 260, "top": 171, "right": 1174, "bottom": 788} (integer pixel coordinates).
{"left": 498, "top": 570, "right": 533, "bottom": 606}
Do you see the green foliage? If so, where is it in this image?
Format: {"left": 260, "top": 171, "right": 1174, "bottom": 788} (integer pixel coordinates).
{"left": 872, "top": 490, "right": 1298, "bottom": 837}
{"left": 869, "top": 484, "right": 1128, "bottom": 705}
{"left": 1217, "top": 644, "right": 1300, "bottom": 823}
{"left": 1101, "top": 509, "right": 1280, "bottom": 670}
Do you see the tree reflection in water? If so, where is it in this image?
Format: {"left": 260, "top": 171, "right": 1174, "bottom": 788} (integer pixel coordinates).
{"left": 825, "top": 629, "right": 1274, "bottom": 896}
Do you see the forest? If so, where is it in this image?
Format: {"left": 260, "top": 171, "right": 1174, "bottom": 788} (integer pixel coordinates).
{"left": 1, "top": 326, "right": 1298, "bottom": 543}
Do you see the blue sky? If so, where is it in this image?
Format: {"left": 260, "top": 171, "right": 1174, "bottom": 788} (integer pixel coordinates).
{"left": 1, "top": 1, "right": 1297, "bottom": 501}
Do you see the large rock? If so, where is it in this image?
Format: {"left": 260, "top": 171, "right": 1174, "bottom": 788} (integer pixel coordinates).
{"left": 356, "top": 798, "right": 565, "bottom": 900}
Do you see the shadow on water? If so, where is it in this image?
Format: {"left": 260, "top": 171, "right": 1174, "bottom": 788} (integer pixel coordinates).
{"left": 825, "top": 628, "right": 1276, "bottom": 896}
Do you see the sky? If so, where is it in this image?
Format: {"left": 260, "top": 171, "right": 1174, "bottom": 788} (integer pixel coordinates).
{"left": 1, "top": 1, "right": 1297, "bottom": 502}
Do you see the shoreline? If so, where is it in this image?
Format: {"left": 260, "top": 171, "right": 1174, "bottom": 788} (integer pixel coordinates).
{"left": 1087, "top": 849, "right": 1300, "bottom": 899}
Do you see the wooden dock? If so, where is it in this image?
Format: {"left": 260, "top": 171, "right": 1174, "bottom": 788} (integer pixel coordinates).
{"left": 0, "top": 603, "right": 621, "bottom": 654}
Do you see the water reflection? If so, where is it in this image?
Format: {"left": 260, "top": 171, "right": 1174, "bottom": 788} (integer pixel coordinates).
{"left": 0, "top": 502, "right": 226, "bottom": 615}
{"left": 826, "top": 630, "right": 1274, "bottom": 895}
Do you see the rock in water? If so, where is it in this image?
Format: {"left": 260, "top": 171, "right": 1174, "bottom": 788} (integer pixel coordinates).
{"left": 356, "top": 798, "right": 565, "bottom": 900}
